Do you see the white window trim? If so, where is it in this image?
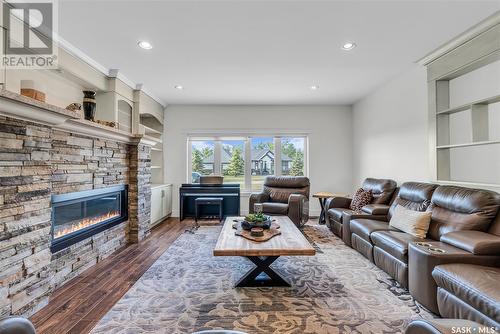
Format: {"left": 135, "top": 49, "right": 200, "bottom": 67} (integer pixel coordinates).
{"left": 187, "top": 134, "right": 308, "bottom": 192}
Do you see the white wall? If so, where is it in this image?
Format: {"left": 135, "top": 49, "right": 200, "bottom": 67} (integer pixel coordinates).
{"left": 352, "top": 64, "right": 430, "bottom": 187}
{"left": 164, "top": 105, "right": 353, "bottom": 217}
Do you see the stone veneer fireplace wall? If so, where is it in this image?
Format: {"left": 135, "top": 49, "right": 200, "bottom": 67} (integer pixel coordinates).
{"left": 0, "top": 116, "right": 152, "bottom": 317}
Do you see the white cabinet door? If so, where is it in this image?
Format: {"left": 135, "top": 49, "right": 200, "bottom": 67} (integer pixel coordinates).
{"left": 151, "top": 187, "right": 162, "bottom": 224}
{"left": 163, "top": 185, "right": 172, "bottom": 217}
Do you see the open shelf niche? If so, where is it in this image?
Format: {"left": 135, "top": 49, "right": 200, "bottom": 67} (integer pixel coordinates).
{"left": 134, "top": 89, "right": 165, "bottom": 186}
{"left": 95, "top": 73, "right": 135, "bottom": 134}
{"left": 423, "top": 17, "right": 500, "bottom": 191}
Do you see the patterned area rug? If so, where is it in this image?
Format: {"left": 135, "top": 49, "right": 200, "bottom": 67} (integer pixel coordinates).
{"left": 91, "top": 223, "right": 434, "bottom": 334}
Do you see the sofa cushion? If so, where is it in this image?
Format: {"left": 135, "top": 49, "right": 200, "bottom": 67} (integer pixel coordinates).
{"left": 371, "top": 230, "right": 430, "bottom": 262}
{"left": 350, "top": 188, "right": 373, "bottom": 211}
{"left": 389, "top": 205, "right": 432, "bottom": 238}
{"left": 362, "top": 178, "right": 397, "bottom": 204}
{"left": 428, "top": 185, "right": 500, "bottom": 240}
{"left": 264, "top": 187, "right": 308, "bottom": 203}
{"left": 263, "top": 176, "right": 310, "bottom": 203}
{"left": 327, "top": 208, "right": 356, "bottom": 223}
{"left": 432, "top": 264, "right": 500, "bottom": 323}
{"left": 262, "top": 202, "right": 288, "bottom": 215}
{"left": 388, "top": 182, "right": 437, "bottom": 220}
{"left": 350, "top": 219, "right": 395, "bottom": 242}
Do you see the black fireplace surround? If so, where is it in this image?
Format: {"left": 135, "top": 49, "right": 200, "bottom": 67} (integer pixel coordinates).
{"left": 51, "top": 185, "right": 128, "bottom": 253}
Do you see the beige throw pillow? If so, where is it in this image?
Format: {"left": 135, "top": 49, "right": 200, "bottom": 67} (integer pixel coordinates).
{"left": 389, "top": 205, "right": 432, "bottom": 239}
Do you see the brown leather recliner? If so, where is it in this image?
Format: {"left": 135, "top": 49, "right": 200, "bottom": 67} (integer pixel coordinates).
{"left": 348, "top": 182, "right": 438, "bottom": 273}
{"left": 249, "top": 176, "right": 310, "bottom": 227}
{"left": 325, "top": 178, "right": 397, "bottom": 245}
{"left": 408, "top": 185, "right": 500, "bottom": 314}
{"left": 432, "top": 264, "right": 500, "bottom": 328}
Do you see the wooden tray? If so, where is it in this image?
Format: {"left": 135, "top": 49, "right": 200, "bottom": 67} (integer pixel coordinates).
{"left": 232, "top": 221, "right": 281, "bottom": 242}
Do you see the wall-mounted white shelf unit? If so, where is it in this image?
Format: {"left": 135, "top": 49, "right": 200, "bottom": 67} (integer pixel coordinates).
{"left": 422, "top": 13, "right": 500, "bottom": 191}
{"left": 134, "top": 90, "right": 165, "bottom": 186}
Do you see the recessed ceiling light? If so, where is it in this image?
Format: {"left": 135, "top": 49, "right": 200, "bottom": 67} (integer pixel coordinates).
{"left": 174, "top": 85, "right": 184, "bottom": 90}
{"left": 310, "top": 85, "right": 319, "bottom": 90}
{"left": 341, "top": 42, "right": 356, "bottom": 51}
{"left": 138, "top": 41, "right": 153, "bottom": 50}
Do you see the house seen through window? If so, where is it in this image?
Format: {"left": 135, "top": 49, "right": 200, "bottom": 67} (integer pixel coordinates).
{"left": 189, "top": 136, "right": 307, "bottom": 191}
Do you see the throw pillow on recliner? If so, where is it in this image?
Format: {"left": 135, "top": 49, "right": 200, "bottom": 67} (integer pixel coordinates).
{"left": 389, "top": 204, "right": 432, "bottom": 238}
{"left": 350, "top": 188, "right": 373, "bottom": 212}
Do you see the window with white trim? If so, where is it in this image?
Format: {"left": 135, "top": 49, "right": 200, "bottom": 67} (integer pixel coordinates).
{"left": 188, "top": 135, "right": 308, "bottom": 192}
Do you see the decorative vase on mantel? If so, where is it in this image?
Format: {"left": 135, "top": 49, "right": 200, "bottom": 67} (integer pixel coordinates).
{"left": 82, "top": 90, "right": 96, "bottom": 121}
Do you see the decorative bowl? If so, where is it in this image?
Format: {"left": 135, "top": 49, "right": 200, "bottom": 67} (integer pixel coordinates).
{"left": 241, "top": 214, "right": 272, "bottom": 230}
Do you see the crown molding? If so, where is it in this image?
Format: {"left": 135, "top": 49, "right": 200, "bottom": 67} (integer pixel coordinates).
{"left": 55, "top": 36, "right": 167, "bottom": 107}
{"left": 417, "top": 10, "right": 500, "bottom": 65}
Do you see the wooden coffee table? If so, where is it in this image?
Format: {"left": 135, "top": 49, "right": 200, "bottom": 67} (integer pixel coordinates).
{"left": 213, "top": 216, "right": 316, "bottom": 287}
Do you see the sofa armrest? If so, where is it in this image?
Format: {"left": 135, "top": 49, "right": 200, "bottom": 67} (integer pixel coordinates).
{"left": 440, "top": 230, "right": 500, "bottom": 255}
{"left": 288, "top": 194, "right": 309, "bottom": 227}
{"left": 408, "top": 241, "right": 500, "bottom": 313}
{"left": 361, "top": 204, "right": 390, "bottom": 215}
{"left": 249, "top": 192, "right": 269, "bottom": 213}
{"left": 325, "top": 196, "right": 351, "bottom": 210}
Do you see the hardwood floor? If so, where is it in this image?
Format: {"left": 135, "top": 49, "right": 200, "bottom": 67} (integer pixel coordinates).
{"left": 30, "top": 218, "right": 191, "bottom": 334}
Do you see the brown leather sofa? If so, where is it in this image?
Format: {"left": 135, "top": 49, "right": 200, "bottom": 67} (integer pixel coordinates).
{"left": 331, "top": 180, "right": 500, "bottom": 329}
{"left": 408, "top": 186, "right": 500, "bottom": 313}
{"left": 325, "top": 178, "right": 397, "bottom": 245}
{"left": 348, "top": 182, "right": 438, "bottom": 286}
{"left": 249, "top": 176, "right": 310, "bottom": 227}
{"left": 432, "top": 264, "right": 499, "bottom": 329}
{"left": 347, "top": 184, "right": 500, "bottom": 294}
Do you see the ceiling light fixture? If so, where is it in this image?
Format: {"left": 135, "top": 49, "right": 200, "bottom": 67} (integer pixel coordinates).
{"left": 174, "top": 85, "right": 184, "bottom": 90}
{"left": 341, "top": 42, "right": 356, "bottom": 51}
{"left": 310, "top": 85, "right": 319, "bottom": 91}
{"left": 138, "top": 41, "right": 153, "bottom": 50}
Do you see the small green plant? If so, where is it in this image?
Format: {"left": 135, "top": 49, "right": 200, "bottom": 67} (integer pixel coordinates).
{"left": 245, "top": 213, "right": 267, "bottom": 223}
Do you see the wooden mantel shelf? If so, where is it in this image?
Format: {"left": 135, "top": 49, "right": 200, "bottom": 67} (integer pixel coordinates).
{"left": 0, "top": 89, "right": 149, "bottom": 145}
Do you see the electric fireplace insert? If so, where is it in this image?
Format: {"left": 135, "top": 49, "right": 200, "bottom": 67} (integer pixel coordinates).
{"left": 51, "top": 185, "right": 128, "bottom": 252}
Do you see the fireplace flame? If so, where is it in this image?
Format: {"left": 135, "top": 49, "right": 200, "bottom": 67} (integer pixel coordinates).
{"left": 54, "top": 211, "right": 120, "bottom": 239}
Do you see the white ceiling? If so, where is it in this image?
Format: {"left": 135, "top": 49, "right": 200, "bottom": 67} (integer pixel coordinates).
{"left": 58, "top": 0, "right": 500, "bottom": 105}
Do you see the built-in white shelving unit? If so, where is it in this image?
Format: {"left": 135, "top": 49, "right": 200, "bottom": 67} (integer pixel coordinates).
{"left": 422, "top": 14, "right": 500, "bottom": 191}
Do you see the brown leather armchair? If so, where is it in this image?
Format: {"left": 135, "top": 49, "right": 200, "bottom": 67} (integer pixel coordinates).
{"left": 249, "top": 176, "right": 310, "bottom": 227}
